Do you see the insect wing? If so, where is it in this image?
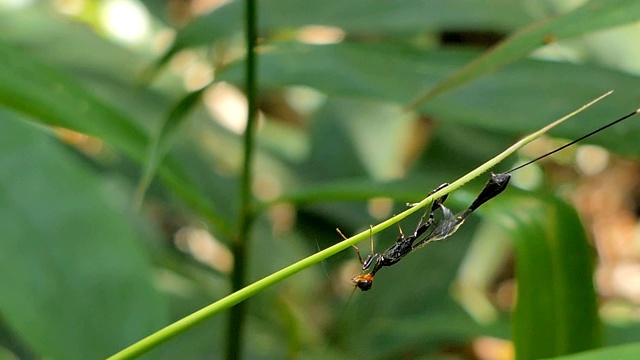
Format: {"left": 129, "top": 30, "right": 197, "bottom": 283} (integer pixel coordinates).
{"left": 412, "top": 205, "right": 466, "bottom": 250}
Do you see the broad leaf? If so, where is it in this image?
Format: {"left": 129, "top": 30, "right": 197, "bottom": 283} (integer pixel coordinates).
{"left": 0, "top": 112, "right": 168, "bottom": 359}
{"left": 155, "top": 0, "right": 532, "bottom": 70}
{"left": 219, "top": 42, "right": 640, "bottom": 158}
{"left": 544, "top": 342, "right": 640, "bottom": 360}
{"left": 0, "top": 41, "right": 231, "bottom": 235}
{"left": 484, "top": 193, "right": 601, "bottom": 359}
{"left": 410, "top": 0, "right": 640, "bottom": 106}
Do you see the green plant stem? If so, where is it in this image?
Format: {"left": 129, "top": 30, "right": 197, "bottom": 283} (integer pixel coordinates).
{"left": 225, "top": 0, "right": 258, "bottom": 359}
{"left": 106, "top": 91, "right": 611, "bottom": 360}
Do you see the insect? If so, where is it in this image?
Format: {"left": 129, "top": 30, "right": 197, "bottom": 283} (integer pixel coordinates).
{"left": 338, "top": 184, "right": 450, "bottom": 291}
{"left": 342, "top": 107, "right": 639, "bottom": 291}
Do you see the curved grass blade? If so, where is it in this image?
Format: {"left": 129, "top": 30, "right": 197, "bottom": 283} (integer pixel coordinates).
{"left": 107, "top": 92, "right": 614, "bottom": 360}
{"left": 408, "top": 0, "right": 640, "bottom": 109}
{"left": 134, "top": 89, "right": 204, "bottom": 209}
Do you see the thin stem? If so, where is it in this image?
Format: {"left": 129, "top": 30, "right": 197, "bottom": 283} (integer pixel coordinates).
{"left": 106, "top": 92, "right": 614, "bottom": 360}
{"left": 225, "top": 0, "right": 258, "bottom": 359}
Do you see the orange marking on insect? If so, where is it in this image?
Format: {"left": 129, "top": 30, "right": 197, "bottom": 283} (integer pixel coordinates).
{"left": 352, "top": 273, "right": 374, "bottom": 291}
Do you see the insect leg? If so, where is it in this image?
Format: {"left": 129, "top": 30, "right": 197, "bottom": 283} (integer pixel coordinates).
{"left": 362, "top": 224, "right": 373, "bottom": 253}
{"left": 411, "top": 182, "right": 450, "bottom": 237}
{"left": 337, "top": 227, "right": 378, "bottom": 271}
{"left": 337, "top": 228, "right": 366, "bottom": 265}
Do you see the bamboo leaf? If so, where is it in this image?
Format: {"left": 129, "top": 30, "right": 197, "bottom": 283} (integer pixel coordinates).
{"left": 0, "top": 112, "right": 168, "bottom": 360}
{"left": 543, "top": 343, "right": 640, "bottom": 360}
{"left": 217, "top": 42, "right": 640, "bottom": 158}
{"left": 135, "top": 90, "right": 204, "bottom": 208}
{"left": 152, "top": 0, "right": 531, "bottom": 73}
{"left": 0, "top": 41, "right": 231, "bottom": 235}
{"left": 408, "top": 0, "right": 640, "bottom": 107}
{"left": 485, "top": 194, "right": 600, "bottom": 359}
{"left": 0, "top": 41, "right": 147, "bottom": 158}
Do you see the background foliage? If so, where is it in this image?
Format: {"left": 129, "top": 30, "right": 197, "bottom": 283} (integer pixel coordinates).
{"left": 2, "top": 0, "right": 640, "bottom": 359}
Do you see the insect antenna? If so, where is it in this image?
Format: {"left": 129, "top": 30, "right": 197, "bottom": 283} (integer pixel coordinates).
{"left": 419, "top": 106, "right": 640, "bottom": 244}
{"left": 507, "top": 108, "right": 640, "bottom": 174}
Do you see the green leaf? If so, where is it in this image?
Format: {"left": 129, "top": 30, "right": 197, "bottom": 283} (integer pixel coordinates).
{"left": 0, "top": 4, "right": 145, "bottom": 84}
{"left": 543, "top": 343, "right": 640, "bottom": 360}
{"left": 135, "top": 90, "right": 204, "bottom": 208}
{"left": 0, "top": 41, "right": 232, "bottom": 235}
{"left": 0, "top": 112, "right": 168, "bottom": 359}
{"left": 255, "top": 0, "right": 530, "bottom": 33}
{"left": 0, "top": 40, "right": 147, "bottom": 159}
{"left": 219, "top": 42, "right": 640, "bottom": 157}
{"left": 155, "top": 0, "right": 532, "bottom": 72}
{"left": 485, "top": 193, "right": 601, "bottom": 360}
{"left": 409, "top": 0, "right": 640, "bottom": 107}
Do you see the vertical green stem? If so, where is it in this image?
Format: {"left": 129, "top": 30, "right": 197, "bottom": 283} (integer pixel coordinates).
{"left": 225, "top": 0, "right": 258, "bottom": 359}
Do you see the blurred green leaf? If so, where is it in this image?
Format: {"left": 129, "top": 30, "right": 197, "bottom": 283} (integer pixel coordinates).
{"left": 156, "top": 0, "right": 532, "bottom": 71}
{"left": 0, "top": 4, "right": 181, "bottom": 137}
{"left": 0, "top": 4, "right": 145, "bottom": 83}
{"left": 452, "top": 220, "right": 513, "bottom": 324}
{"left": 321, "top": 98, "right": 415, "bottom": 180}
{"left": 484, "top": 193, "right": 601, "bottom": 359}
{"left": 0, "top": 112, "right": 167, "bottom": 359}
{"left": 219, "top": 42, "right": 640, "bottom": 157}
{"left": 544, "top": 342, "right": 640, "bottom": 360}
{"left": 219, "top": 42, "right": 463, "bottom": 102}
{"left": 0, "top": 40, "right": 232, "bottom": 235}
{"left": 410, "top": 0, "right": 640, "bottom": 107}
{"left": 0, "top": 40, "right": 147, "bottom": 159}
{"left": 299, "top": 98, "right": 369, "bottom": 182}
{"left": 135, "top": 90, "right": 203, "bottom": 208}
{"left": 255, "top": 0, "right": 531, "bottom": 33}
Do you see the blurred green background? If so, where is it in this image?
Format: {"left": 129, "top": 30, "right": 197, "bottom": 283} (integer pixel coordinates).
{"left": 2, "top": 0, "right": 640, "bottom": 359}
